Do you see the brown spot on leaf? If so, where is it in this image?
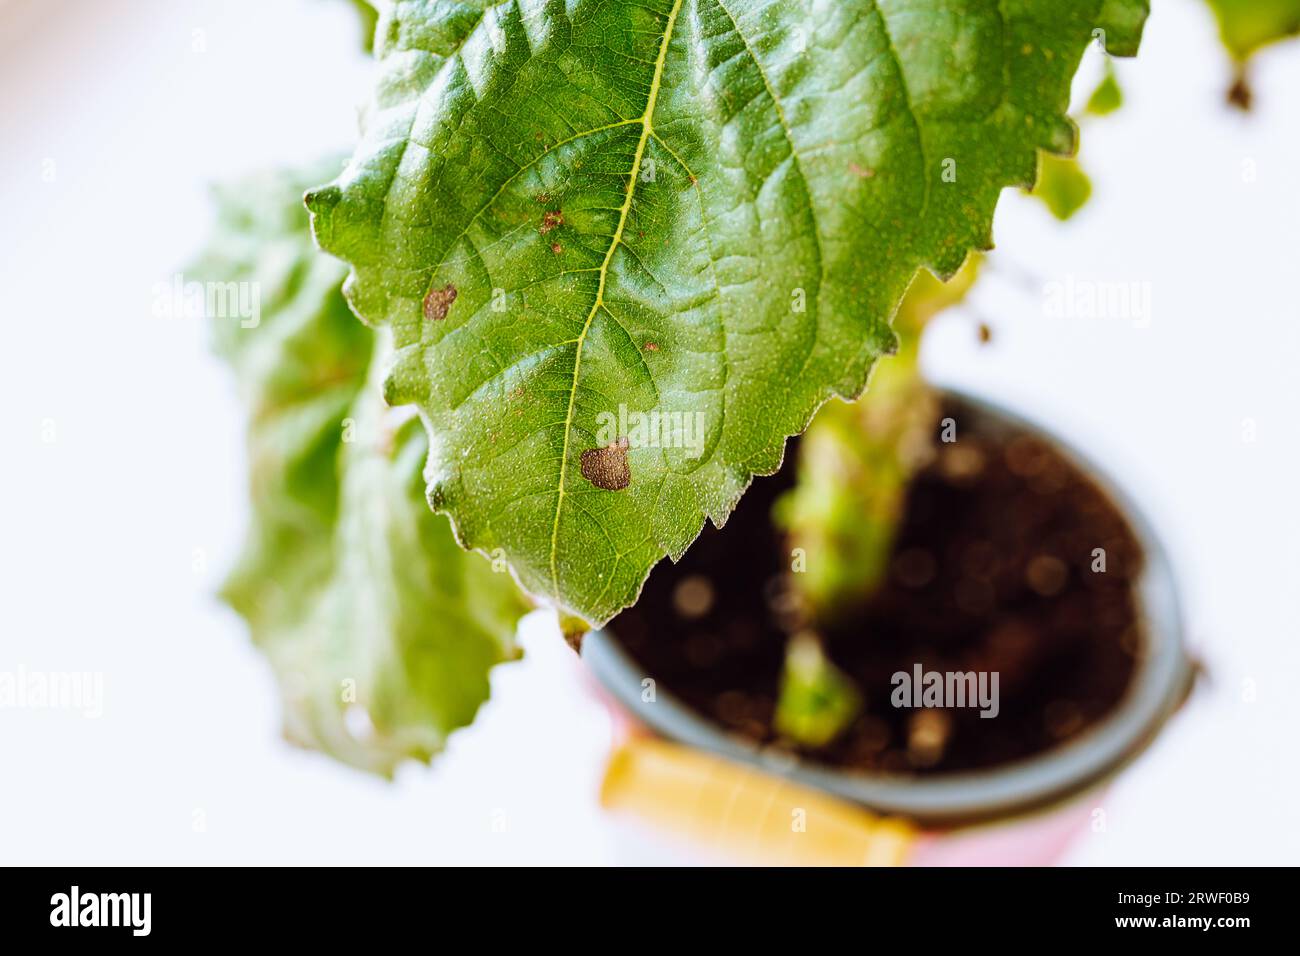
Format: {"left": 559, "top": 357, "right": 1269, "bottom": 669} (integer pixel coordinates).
{"left": 643, "top": 341, "right": 659, "bottom": 352}
{"left": 550, "top": 242, "right": 564, "bottom": 255}
{"left": 580, "top": 437, "right": 630, "bottom": 491}
{"left": 423, "top": 283, "right": 457, "bottom": 321}
{"left": 849, "top": 162, "right": 875, "bottom": 179}
{"left": 539, "top": 209, "right": 564, "bottom": 234}
{"left": 535, "top": 192, "right": 551, "bottom": 205}
{"left": 1227, "top": 68, "right": 1253, "bottom": 111}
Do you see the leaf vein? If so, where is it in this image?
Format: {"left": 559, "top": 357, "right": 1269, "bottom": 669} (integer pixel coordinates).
{"left": 548, "top": 0, "right": 686, "bottom": 601}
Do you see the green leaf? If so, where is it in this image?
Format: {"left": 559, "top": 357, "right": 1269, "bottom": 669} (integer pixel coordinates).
{"left": 347, "top": 0, "right": 381, "bottom": 53}
{"left": 199, "top": 162, "right": 530, "bottom": 776}
{"left": 1030, "top": 152, "right": 1093, "bottom": 221}
{"left": 1205, "top": 0, "right": 1300, "bottom": 61}
{"left": 306, "top": 0, "right": 1149, "bottom": 627}
{"left": 1084, "top": 61, "right": 1123, "bottom": 115}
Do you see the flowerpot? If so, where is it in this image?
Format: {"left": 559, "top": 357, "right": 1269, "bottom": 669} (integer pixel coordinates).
{"left": 581, "top": 391, "right": 1196, "bottom": 866}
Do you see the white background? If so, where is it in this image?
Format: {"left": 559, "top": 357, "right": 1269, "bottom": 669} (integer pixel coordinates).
{"left": 0, "top": 0, "right": 1296, "bottom": 865}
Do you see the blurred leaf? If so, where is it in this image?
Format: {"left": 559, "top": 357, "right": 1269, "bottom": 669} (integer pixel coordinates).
{"left": 1205, "top": 0, "right": 1300, "bottom": 60}
{"left": 348, "top": 0, "right": 379, "bottom": 53}
{"left": 305, "top": 0, "right": 1149, "bottom": 627}
{"left": 1030, "top": 153, "right": 1094, "bottom": 221}
{"left": 1085, "top": 62, "right": 1124, "bottom": 115}
{"left": 1205, "top": 0, "right": 1300, "bottom": 108}
{"left": 196, "top": 163, "right": 530, "bottom": 776}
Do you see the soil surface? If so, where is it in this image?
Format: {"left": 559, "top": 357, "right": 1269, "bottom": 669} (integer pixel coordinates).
{"left": 608, "top": 398, "right": 1144, "bottom": 774}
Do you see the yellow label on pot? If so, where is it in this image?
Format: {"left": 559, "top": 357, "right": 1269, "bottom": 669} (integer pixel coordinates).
{"left": 601, "top": 737, "right": 915, "bottom": 866}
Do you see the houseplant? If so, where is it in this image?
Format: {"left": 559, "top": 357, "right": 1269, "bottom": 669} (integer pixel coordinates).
{"left": 200, "top": 0, "right": 1298, "bottom": 860}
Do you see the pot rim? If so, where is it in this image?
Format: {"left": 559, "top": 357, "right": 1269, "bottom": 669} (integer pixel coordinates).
{"left": 582, "top": 389, "right": 1194, "bottom": 827}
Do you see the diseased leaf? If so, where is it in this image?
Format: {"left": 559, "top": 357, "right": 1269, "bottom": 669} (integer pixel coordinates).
{"left": 199, "top": 163, "right": 530, "bottom": 776}
{"left": 306, "top": 0, "right": 1149, "bottom": 626}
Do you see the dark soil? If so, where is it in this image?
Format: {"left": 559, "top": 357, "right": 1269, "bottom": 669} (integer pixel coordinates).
{"left": 608, "top": 398, "right": 1144, "bottom": 775}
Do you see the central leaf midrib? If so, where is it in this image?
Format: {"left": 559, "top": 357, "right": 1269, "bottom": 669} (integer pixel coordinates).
{"left": 547, "top": 0, "right": 686, "bottom": 601}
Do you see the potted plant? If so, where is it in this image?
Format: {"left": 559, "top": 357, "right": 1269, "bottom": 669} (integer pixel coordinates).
{"left": 201, "top": 0, "right": 1297, "bottom": 861}
{"left": 583, "top": 378, "right": 1194, "bottom": 865}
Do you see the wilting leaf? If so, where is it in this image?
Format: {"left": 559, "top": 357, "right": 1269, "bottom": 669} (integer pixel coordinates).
{"left": 198, "top": 163, "right": 530, "bottom": 776}
{"left": 307, "top": 0, "right": 1149, "bottom": 626}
